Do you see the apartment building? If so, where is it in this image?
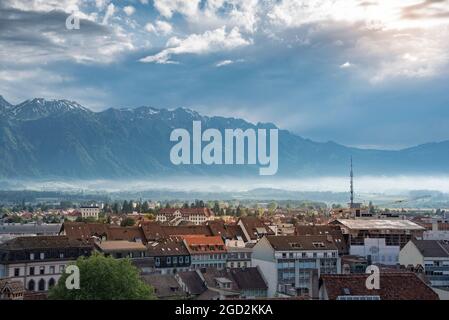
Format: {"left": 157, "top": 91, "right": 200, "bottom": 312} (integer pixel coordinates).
{"left": 182, "top": 235, "right": 227, "bottom": 270}
{"left": 399, "top": 239, "right": 449, "bottom": 287}
{"left": 252, "top": 235, "right": 340, "bottom": 298}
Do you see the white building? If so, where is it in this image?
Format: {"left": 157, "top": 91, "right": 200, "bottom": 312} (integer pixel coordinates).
{"left": 156, "top": 208, "right": 214, "bottom": 225}
{"left": 399, "top": 239, "right": 449, "bottom": 287}
{"left": 252, "top": 235, "right": 340, "bottom": 298}
{"left": 79, "top": 206, "right": 100, "bottom": 220}
{"left": 0, "top": 236, "right": 92, "bottom": 292}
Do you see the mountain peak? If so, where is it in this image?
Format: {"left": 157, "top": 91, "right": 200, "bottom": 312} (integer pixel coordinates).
{"left": 0, "top": 95, "right": 12, "bottom": 108}
{"left": 12, "top": 98, "right": 90, "bottom": 120}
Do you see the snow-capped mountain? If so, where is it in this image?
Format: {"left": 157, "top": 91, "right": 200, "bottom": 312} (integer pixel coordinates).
{"left": 1, "top": 95, "right": 449, "bottom": 179}
{"left": 11, "top": 98, "right": 91, "bottom": 120}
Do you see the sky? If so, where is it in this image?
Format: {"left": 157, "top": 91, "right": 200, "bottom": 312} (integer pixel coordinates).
{"left": 1, "top": 0, "right": 449, "bottom": 150}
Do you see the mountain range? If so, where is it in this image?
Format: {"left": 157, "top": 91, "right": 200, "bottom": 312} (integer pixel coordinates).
{"left": 1, "top": 95, "right": 448, "bottom": 179}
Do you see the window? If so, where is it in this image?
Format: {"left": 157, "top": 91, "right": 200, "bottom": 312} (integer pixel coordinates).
{"left": 38, "top": 279, "right": 45, "bottom": 291}
{"left": 173, "top": 257, "right": 178, "bottom": 264}
{"left": 48, "top": 278, "right": 56, "bottom": 289}
{"left": 28, "top": 280, "right": 35, "bottom": 291}
{"left": 29, "top": 267, "right": 35, "bottom": 276}
{"left": 313, "top": 253, "right": 317, "bottom": 258}
{"left": 167, "top": 257, "right": 172, "bottom": 265}
{"left": 185, "top": 256, "right": 190, "bottom": 264}
{"left": 40, "top": 252, "right": 45, "bottom": 260}
{"left": 59, "top": 252, "right": 64, "bottom": 259}
{"left": 14, "top": 268, "right": 20, "bottom": 277}
{"left": 155, "top": 257, "right": 161, "bottom": 266}
{"left": 179, "top": 256, "right": 184, "bottom": 264}
{"left": 50, "top": 266, "right": 55, "bottom": 274}
{"left": 30, "top": 253, "right": 35, "bottom": 260}
{"left": 40, "top": 266, "right": 45, "bottom": 275}
{"left": 59, "top": 265, "right": 65, "bottom": 273}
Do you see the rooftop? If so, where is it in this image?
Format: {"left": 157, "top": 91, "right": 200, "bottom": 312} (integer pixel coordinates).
{"left": 335, "top": 219, "right": 425, "bottom": 231}
{"left": 266, "top": 235, "right": 338, "bottom": 251}
{"left": 95, "top": 240, "right": 146, "bottom": 252}
{"left": 412, "top": 239, "right": 449, "bottom": 258}
{"left": 321, "top": 272, "right": 439, "bottom": 300}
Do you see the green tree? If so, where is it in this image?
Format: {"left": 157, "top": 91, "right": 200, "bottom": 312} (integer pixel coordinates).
{"left": 120, "top": 217, "right": 135, "bottom": 227}
{"left": 48, "top": 253, "right": 156, "bottom": 300}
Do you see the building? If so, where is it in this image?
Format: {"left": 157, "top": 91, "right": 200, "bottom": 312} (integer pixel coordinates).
{"left": 0, "top": 236, "right": 93, "bottom": 292}
{"left": 252, "top": 235, "right": 340, "bottom": 298}
{"left": 145, "top": 239, "right": 191, "bottom": 274}
{"left": 141, "top": 274, "right": 187, "bottom": 299}
{"left": 175, "top": 267, "right": 267, "bottom": 300}
{"left": 61, "top": 222, "right": 145, "bottom": 243}
{"left": 341, "top": 255, "right": 369, "bottom": 274}
{"left": 399, "top": 239, "right": 449, "bottom": 287}
{"left": 79, "top": 206, "right": 100, "bottom": 220}
{"left": 225, "top": 239, "right": 252, "bottom": 268}
{"left": 183, "top": 235, "right": 227, "bottom": 270}
{"left": 331, "top": 219, "right": 425, "bottom": 265}
{"left": 156, "top": 208, "right": 214, "bottom": 225}
{"left": 296, "top": 225, "right": 349, "bottom": 255}
{"left": 237, "top": 217, "right": 275, "bottom": 243}
{"left": 0, "top": 279, "right": 24, "bottom": 300}
{"left": 319, "top": 272, "right": 439, "bottom": 300}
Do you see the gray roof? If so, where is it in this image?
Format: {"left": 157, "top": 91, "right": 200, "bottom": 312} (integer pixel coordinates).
{"left": 0, "top": 223, "right": 61, "bottom": 235}
{"left": 412, "top": 240, "right": 449, "bottom": 258}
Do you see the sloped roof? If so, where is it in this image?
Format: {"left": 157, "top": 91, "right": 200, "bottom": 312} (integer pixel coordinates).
{"left": 229, "top": 268, "right": 267, "bottom": 290}
{"left": 321, "top": 272, "right": 439, "bottom": 300}
{"left": 412, "top": 239, "right": 449, "bottom": 258}
{"left": 266, "top": 235, "right": 338, "bottom": 251}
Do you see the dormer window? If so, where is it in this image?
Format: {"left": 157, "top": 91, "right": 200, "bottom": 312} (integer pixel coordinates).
{"left": 30, "top": 253, "right": 35, "bottom": 260}
{"left": 40, "top": 253, "right": 45, "bottom": 260}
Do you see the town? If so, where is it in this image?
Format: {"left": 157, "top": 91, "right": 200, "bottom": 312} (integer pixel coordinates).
{"left": 1, "top": 172, "right": 448, "bottom": 301}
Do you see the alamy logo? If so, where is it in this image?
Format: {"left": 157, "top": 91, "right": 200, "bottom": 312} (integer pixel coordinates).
{"left": 170, "top": 121, "right": 278, "bottom": 175}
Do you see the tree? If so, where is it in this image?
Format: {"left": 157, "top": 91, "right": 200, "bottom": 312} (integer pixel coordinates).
{"left": 48, "top": 253, "right": 156, "bottom": 300}
{"left": 121, "top": 217, "right": 135, "bottom": 227}
{"left": 213, "top": 201, "right": 220, "bottom": 215}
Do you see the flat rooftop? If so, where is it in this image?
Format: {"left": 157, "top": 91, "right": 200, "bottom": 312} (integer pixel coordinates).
{"left": 336, "top": 219, "right": 425, "bottom": 231}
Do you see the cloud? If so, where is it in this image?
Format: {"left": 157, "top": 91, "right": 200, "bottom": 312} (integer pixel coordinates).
{"left": 0, "top": 6, "right": 135, "bottom": 65}
{"left": 140, "top": 26, "right": 252, "bottom": 64}
{"left": 102, "top": 3, "right": 115, "bottom": 24}
{"left": 153, "top": 0, "right": 200, "bottom": 19}
{"left": 123, "top": 5, "right": 135, "bottom": 17}
{"left": 340, "top": 61, "right": 353, "bottom": 68}
{"left": 215, "top": 58, "right": 244, "bottom": 67}
{"left": 216, "top": 59, "right": 234, "bottom": 67}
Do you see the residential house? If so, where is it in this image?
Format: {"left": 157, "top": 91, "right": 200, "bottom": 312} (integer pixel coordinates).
{"left": 145, "top": 239, "right": 191, "bottom": 274}
{"left": 237, "top": 217, "right": 275, "bottom": 243}
{"left": 183, "top": 235, "right": 227, "bottom": 270}
{"left": 399, "top": 239, "right": 449, "bottom": 287}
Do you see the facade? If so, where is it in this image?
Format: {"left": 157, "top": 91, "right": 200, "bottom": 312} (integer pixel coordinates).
{"left": 79, "top": 206, "right": 100, "bottom": 220}
{"left": 0, "top": 236, "right": 93, "bottom": 292}
{"left": 183, "top": 235, "right": 227, "bottom": 270}
{"left": 225, "top": 239, "right": 252, "bottom": 268}
{"left": 399, "top": 239, "right": 449, "bottom": 287}
{"left": 146, "top": 239, "right": 191, "bottom": 274}
{"left": 252, "top": 235, "right": 340, "bottom": 298}
{"left": 156, "top": 208, "right": 214, "bottom": 225}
